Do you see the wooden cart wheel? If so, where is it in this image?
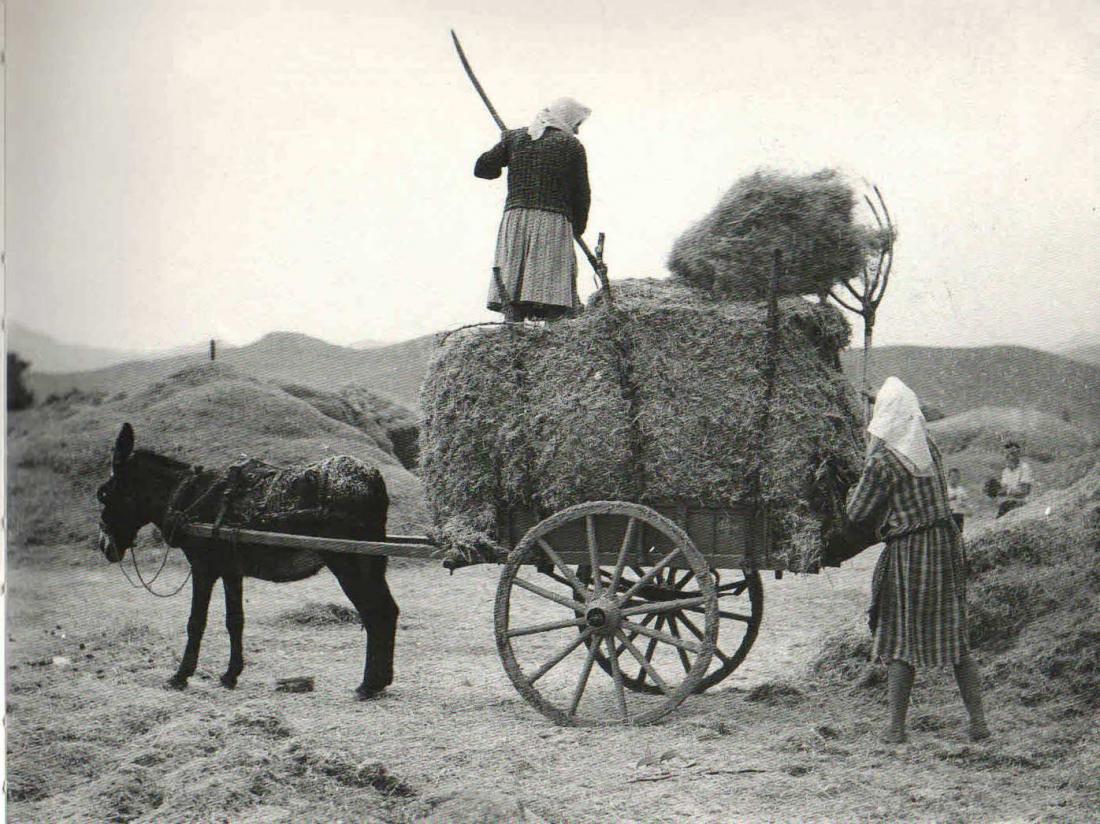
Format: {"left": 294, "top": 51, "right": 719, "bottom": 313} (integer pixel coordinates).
{"left": 576, "top": 566, "right": 763, "bottom": 694}
{"left": 495, "top": 501, "right": 718, "bottom": 726}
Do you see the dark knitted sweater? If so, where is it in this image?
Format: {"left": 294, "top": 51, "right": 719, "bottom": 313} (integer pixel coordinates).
{"left": 474, "top": 127, "right": 591, "bottom": 235}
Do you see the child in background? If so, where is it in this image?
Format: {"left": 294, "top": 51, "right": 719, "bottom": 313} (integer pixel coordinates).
{"left": 946, "top": 468, "right": 971, "bottom": 532}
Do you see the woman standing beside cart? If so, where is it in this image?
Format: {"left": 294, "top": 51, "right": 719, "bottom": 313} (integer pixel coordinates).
{"left": 846, "top": 377, "right": 990, "bottom": 744}
{"left": 475, "top": 97, "right": 591, "bottom": 322}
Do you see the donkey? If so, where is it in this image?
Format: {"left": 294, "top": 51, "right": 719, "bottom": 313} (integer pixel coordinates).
{"left": 96, "top": 422, "right": 399, "bottom": 699}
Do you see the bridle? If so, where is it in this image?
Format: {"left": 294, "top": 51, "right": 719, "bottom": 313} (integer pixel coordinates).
{"left": 104, "top": 464, "right": 207, "bottom": 599}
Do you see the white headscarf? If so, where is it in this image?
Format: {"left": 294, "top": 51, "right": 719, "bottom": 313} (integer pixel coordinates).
{"left": 528, "top": 97, "right": 591, "bottom": 141}
{"left": 867, "top": 376, "right": 935, "bottom": 477}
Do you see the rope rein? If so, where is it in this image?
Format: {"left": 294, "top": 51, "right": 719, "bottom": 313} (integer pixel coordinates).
{"left": 125, "top": 542, "right": 192, "bottom": 598}
{"left": 116, "top": 467, "right": 210, "bottom": 598}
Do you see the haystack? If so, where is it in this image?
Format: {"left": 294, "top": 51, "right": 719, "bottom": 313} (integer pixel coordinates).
{"left": 420, "top": 279, "right": 865, "bottom": 571}
{"left": 219, "top": 455, "right": 388, "bottom": 535}
{"left": 667, "top": 169, "right": 885, "bottom": 300}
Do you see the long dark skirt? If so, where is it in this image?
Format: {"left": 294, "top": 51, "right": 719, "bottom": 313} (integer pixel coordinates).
{"left": 486, "top": 208, "right": 579, "bottom": 319}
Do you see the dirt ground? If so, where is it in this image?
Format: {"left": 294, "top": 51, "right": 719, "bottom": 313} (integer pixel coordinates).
{"left": 7, "top": 540, "right": 1095, "bottom": 823}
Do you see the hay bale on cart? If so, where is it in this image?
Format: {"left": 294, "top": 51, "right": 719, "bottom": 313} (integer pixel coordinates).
{"left": 666, "top": 168, "right": 889, "bottom": 301}
{"left": 420, "top": 278, "right": 865, "bottom": 572}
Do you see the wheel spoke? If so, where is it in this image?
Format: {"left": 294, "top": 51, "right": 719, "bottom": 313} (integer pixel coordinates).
{"left": 674, "top": 570, "right": 695, "bottom": 590}
{"left": 541, "top": 569, "right": 582, "bottom": 592}
{"left": 567, "top": 641, "right": 599, "bottom": 718}
{"left": 716, "top": 579, "right": 749, "bottom": 596}
{"left": 536, "top": 538, "right": 588, "bottom": 599}
{"left": 585, "top": 516, "right": 601, "bottom": 597}
{"left": 679, "top": 604, "right": 754, "bottom": 622}
{"left": 666, "top": 615, "right": 694, "bottom": 674}
{"left": 675, "top": 610, "right": 705, "bottom": 641}
{"left": 529, "top": 628, "right": 594, "bottom": 685}
{"left": 621, "top": 618, "right": 703, "bottom": 654}
{"left": 640, "top": 616, "right": 663, "bottom": 677}
{"left": 717, "top": 610, "right": 754, "bottom": 623}
{"left": 605, "top": 635, "right": 630, "bottom": 723}
{"left": 512, "top": 577, "right": 586, "bottom": 612}
{"left": 675, "top": 611, "right": 733, "bottom": 663}
{"left": 617, "top": 630, "right": 672, "bottom": 695}
{"left": 620, "top": 595, "right": 706, "bottom": 617}
{"left": 611, "top": 611, "right": 658, "bottom": 656}
{"left": 593, "top": 566, "right": 641, "bottom": 594}
{"left": 617, "top": 546, "right": 682, "bottom": 604}
{"left": 506, "top": 617, "right": 588, "bottom": 638}
{"left": 608, "top": 517, "right": 638, "bottom": 595}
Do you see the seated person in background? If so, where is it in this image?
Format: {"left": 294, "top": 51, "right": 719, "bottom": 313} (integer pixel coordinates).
{"left": 946, "top": 468, "right": 971, "bottom": 531}
{"left": 996, "top": 440, "right": 1032, "bottom": 518}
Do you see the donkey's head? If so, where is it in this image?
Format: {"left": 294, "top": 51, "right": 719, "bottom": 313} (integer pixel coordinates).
{"left": 96, "top": 423, "right": 145, "bottom": 561}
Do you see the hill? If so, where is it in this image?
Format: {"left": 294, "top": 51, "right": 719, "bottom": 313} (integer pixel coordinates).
{"left": 28, "top": 331, "right": 436, "bottom": 410}
{"left": 1064, "top": 342, "right": 1100, "bottom": 367}
{"left": 26, "top": 324, "right": 1100, "bottom": 429}
{"left": 7, "top": 322, "right": 208, "bottom": 373}
{"left": 839, "top": 345, "right": 1100, "bottom": 427}
{"left": 926, "top": 407, "right": 1098, "bottom": 518}
{"left": 929, "top": 406, "right": 1097, "bottom": 461}
{"left": 7, "top": 363, "right": 428, "bottom": 560}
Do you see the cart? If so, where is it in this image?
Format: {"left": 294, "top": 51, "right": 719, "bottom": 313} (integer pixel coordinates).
{"left": 176, "top": 255, "right": 823, "bottom": 726}
{"left": 181, "top": 496, "right": 780, "bottom": 726}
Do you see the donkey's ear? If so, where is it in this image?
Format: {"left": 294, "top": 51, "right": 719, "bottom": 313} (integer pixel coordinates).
{"left": 113, "top": 422, "right": 135, "bottom": 469}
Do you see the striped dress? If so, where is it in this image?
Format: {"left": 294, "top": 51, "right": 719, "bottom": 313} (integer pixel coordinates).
{"left": 846, "top": 441, "right": 969, "bottom": 667}
{"left": 487, "top": 208, "right": 580, "bottom": 318}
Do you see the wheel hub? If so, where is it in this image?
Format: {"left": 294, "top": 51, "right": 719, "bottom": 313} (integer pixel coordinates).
{"left": 585, "top": 597, "right": 621, "bottom": 635}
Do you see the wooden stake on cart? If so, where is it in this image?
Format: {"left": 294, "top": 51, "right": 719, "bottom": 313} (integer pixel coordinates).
{"left": 747, "top": 248, "right": 783, "bottom": 575}
{"left": 828, "top": 185, "right": 896, "bottom": 420}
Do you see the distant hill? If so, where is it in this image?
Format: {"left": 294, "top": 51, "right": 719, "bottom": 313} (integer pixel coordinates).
{"left": 929, "top": 406, "right": 1096, "bottom": 461}
{"left": 1064, "top": 343, "right": 1100, "bottom": 367}
{"left": 349, "top": 338, "right": 392, "bottom": 350}
{"left": 839, "top": 345, "right": 1100, "bottom": 427}
{"left": 7, "top": 362, "right": 428, "bottom": 556}
{"left": 7, "top": 322, "right": 208, "bottom": 373}
{"left": 28, "top": 331, "right": 437, "bottom": 410}
{"left": 27, "top": 325, "right": 1100, "bottom": 430}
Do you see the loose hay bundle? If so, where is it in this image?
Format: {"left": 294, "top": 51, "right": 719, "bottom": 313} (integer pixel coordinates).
{"left": 215, "top": 454, "right": 388, "bottom": 536}
{"left": 420, "top": 279, "right": 865, "bottom": 571}
{"left": 667, "top": 169, "right": 885, "bottom": 300}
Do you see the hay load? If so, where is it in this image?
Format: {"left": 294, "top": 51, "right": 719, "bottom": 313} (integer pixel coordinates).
{"left": 667, "top": 169, "right": 885, "bottom": 300}
{"left": 420, "top": 279, "right": 865, "bottom": 571}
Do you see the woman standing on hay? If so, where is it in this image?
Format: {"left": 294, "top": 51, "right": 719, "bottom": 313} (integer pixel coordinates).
{"left": 846, "top": 377, "right": 990, "bottom": 744}
{"left": 475, "top": 97, "right": 591, "bottom": 322}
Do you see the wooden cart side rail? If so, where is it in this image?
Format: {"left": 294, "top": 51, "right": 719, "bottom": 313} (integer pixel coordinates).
{"left": 179, "top": 523, "right": 440, "bottom": 560}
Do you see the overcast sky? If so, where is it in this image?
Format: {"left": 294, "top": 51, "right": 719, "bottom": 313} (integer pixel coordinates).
{"left": 6, "top": 0, "right": 1098, "bottom": 352}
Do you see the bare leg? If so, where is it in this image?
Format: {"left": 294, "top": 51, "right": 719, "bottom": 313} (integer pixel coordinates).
{"left": 168, "top": 570, "right": 216, "bottom": 689}
{"left": 221, "top": 574, "right": 245, "bottom": 689}
{"left": 953, "top": 652, "right": 990, "bottom": 740}
{"left": 883, "top": 659, "right": 914, "bottom": 743}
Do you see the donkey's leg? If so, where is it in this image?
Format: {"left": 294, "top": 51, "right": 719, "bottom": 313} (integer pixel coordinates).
{"left": 360, "top": 557, "right": 399, "bottom": 696}
{"left": 168, "top": 568, "right": 217, "bottom": 690}
{"left": 220, "top": 574, "right": 245, "bottom": 689}
{"left": 326, "top": 555, "right": 399, "bottom": 699}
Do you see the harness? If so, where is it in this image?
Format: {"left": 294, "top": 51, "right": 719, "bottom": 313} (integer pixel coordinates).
{"left": 116, "top": 465, "right": 213, "bottom": 599}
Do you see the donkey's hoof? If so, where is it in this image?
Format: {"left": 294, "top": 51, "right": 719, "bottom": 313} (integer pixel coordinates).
{"left": 166, "top": 676, "right": 189, "bottom": 691}
{"left": 355, "top": 686, "right": 387, "bottom": 701}
{"left": 220, "top": 674, "right": 238, "bottom": 690}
